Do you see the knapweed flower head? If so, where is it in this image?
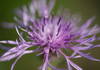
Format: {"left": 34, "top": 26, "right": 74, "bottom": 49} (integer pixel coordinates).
{"left": 0, "top": 0, "right": 100, "bottom": 70}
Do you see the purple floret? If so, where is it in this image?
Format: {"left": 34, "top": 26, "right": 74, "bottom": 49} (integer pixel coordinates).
{"left": 0, "top": 0, "right": 100, "bottom": 70}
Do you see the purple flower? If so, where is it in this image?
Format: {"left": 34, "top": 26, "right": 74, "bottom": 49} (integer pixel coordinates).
{"left": 0, "top": 0, "right": 100, "bottom": 70}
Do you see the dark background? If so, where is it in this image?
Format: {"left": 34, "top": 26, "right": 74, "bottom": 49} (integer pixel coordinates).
{"left": 0, "top": 0, "right": 100, "bottom": 70}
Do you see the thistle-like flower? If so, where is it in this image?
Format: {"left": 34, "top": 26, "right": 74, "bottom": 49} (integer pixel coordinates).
{"left": 0, "top": 0, "right": 100, "bottom": 70}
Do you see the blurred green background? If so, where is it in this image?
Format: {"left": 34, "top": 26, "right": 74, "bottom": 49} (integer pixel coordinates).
{"left": 0, "top": 0, "right": 100, "bottom": 70}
